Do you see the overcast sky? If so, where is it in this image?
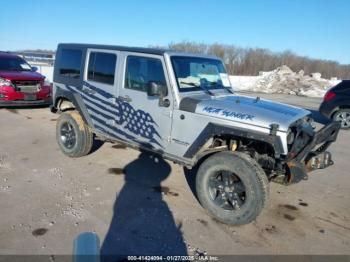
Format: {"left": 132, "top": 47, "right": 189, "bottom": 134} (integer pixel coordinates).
{"left": 0, "top": 0, "right": 349, "bottom": 64}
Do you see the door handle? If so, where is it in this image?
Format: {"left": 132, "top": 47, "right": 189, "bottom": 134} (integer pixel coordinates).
{"left": 159, "top": 98, "right": 170, "bottom": 107}
{"left": 118, "top": 95, "right": 132, "bottom": 103}
{"left": 82, "top": 86, "right": 96, "bottom": 95}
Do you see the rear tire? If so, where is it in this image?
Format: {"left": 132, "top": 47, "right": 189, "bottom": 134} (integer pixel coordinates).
{"left": 333, "top": 109, "right": 350, "bottom": 130}
{"left": 196, "top": 151, "right": 269, "bottom": 225}
{"left": 56, "top": 111, "right": 94, "bottom": 157}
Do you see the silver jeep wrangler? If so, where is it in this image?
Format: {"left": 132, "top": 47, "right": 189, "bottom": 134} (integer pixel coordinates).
{"left": 51, "top": 43, "right": 341, "bottom": 225}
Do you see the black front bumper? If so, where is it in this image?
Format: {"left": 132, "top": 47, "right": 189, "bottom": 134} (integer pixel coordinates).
{"left": 0, "top": 99, "right": 52, "bottom": 107}
{"left": 286, "top": 121, "right": 341, "bottom": 183}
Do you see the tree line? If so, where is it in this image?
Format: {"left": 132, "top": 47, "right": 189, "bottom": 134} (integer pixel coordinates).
{"left": 160, "top": 41, "right": 350, "bottom": 79}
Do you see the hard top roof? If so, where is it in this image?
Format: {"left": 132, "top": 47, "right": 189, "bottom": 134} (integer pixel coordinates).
{"left": 58, "top": 43, "right": 168, "bottom": 55}
{"left": 57, "top": 43, "right": 219, "bottom": 59}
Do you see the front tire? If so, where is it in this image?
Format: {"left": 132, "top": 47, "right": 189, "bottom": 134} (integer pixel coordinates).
{"left": 56, "top": 111, "right": 94, "bottom": 157}
{"left": 196, "top": 151, "right": 269, "bottom": 225}
{"left": 333, "top": 109, "right": 350, "bottom": 130}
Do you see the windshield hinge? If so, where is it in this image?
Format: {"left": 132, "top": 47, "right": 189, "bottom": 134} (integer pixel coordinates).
{"left": 270, "top": 124, "right": 279, "bottom": 136}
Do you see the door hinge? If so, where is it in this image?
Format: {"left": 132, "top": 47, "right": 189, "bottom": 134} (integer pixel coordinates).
{"left": 106, "top": 119, "right": 116, "bottom": 126}
{"left": 82, "top": 85, "right": 96, "bottom": 95}
{"left": 108, "top": 97, "right": 118, "bottom": 105}
{"left": 118, "top": 95, "right": 132, "bottom": 103}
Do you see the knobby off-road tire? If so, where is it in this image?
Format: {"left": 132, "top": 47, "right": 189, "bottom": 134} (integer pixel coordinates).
{"left": 196, "top": 151, "right": 269, "bottom": 225}
{"left": 56, "top": 111, "right": 94, "bottom": 157}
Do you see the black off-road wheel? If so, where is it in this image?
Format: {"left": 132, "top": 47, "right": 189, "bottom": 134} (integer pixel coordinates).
{"left": 196, "top": 151, "right": 269, "bottom": 225}
{"left": 333, "top": 109, "right": 350, "bottom": 130}
{"left": 56, "top": 111, "right": 94, "bottom": 157}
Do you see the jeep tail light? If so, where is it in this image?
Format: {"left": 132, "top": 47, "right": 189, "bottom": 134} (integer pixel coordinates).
{"left": 324, "top": 90, "right": 336, "bottom": 102}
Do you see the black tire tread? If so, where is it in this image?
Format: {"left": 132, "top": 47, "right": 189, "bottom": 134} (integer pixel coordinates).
{"left": 56, "top": 111, "right": 93, "bottom": 157}
{"left": 196, "top": 151, "right": 269, "bottom": 225}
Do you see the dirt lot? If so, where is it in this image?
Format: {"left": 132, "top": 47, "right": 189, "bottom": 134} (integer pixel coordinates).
{"left": 0, "top": 92, "right": 349, "bottom": 257}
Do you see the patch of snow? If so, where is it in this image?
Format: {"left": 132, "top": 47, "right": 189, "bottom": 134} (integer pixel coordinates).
{"left": 229, "top": 76, "right": 258, "bottom": 91}
{"left": 229, "top": 65, "right": 342, "bottom": 98}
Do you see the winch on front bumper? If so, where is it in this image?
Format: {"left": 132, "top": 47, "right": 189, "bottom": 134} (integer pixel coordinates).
{"left": 285, "top": 121, "right": 341, "bottom": 184}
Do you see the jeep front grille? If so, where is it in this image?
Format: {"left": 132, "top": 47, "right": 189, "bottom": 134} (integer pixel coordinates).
{"left": 13, "top": 80, "right": 41, "bottom": 93}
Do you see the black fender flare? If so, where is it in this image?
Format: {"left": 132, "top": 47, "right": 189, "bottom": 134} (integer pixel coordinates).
{"left": 184, "top": 123, "right": 284, "bottom": 160}
{"left": 52, "top": 86, "right": 94, "bottom": 128}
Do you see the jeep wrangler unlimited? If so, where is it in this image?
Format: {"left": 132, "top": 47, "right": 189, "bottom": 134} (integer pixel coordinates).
{"left": 51, "top": 43, "right": 340, "bottom": 225}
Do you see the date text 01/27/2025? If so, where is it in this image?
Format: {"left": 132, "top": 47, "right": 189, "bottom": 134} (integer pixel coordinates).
{"left": 127, "top": 255, "right": 219, "bottom": 261}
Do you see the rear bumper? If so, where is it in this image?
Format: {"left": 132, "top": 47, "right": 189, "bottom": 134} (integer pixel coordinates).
{"left": 319, "top": 101, "right": 336, "bottom": 119}
{"left": 286, "top": 121, "right": 341, "bottom": 183}
{"left": 50, "top": 104, "right": 58, "bottom": 113}
{"left": 0, "top": 99, "right": 52, "bottom": 107}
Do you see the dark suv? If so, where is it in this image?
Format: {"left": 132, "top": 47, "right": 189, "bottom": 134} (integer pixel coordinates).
{"left": 0, "top": 52, "right": 52, "bottom": 106}
{"left": 320, "top": 80, "right": 350, "bottom": 129}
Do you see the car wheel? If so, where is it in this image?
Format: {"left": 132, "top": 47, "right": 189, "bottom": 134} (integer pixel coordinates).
{"left": 196, "top": 151, "right": 269, "bottom": 225}
{"left": 333, "top": 109, "right": 350, "bottom": 130}
{"left": 56, "top": 111, "right": 94, "bottom": 157}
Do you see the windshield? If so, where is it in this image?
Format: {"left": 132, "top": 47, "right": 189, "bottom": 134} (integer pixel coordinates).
{"left": 0, "top": 56, "right": 32, "bottom": 72}
{"left": 171, "top": 56, "right": 232, "bottom": 93}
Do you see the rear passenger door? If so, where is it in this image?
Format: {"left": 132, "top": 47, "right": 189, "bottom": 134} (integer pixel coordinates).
{"left": 117, "top": 53, "right": 173, "bottom": 151}
{"left": 82, "top": 49, "right": 121, "bottom": 136}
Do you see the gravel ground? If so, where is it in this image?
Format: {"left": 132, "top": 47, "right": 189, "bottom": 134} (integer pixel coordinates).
{"left": 0, "top": 93, "right": 349, "bottom": 258}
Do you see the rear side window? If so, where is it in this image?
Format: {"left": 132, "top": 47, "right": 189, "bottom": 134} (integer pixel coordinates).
{"left": 125, "top": 56, "right": 166, "bottom": 92}
{"left": 59, "top": 49, "right": 82, "bottom": 78}
{"left": 88, "top": 52, "right": 117, "bottom": 85}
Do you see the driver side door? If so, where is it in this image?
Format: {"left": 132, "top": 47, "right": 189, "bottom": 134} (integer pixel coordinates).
{"left": 117, "top": 52, "right": 173, "bottom": 151}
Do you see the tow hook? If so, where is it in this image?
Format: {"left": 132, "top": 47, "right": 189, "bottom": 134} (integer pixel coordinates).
{"left": 285, "top": 151, "right": 334, "bottom": 184}
{"left": 306, "top": 151, "right": 334, "bottom": 171}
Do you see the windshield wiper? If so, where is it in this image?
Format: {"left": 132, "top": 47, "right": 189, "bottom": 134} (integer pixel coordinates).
{"left": 180, "top": 81, "right": 214, "bottom": 96}
{"left": 208, "top": 81, "right": 234, "bottom": 94}
{"left": 221, "top": 85, "right": 234, "bottom": 94}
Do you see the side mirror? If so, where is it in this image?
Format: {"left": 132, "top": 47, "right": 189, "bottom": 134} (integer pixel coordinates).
{"left": 147, "top": 81, "right": 167, "bottom": 97}
{"left": 31, "top": 66, "right": 38, "bottom": 72}
{"left": 147, "top": 81, "right": 170, "bottom": 107}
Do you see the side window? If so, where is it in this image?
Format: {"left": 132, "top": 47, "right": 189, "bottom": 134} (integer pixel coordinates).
{"left": 87, "top": 52, "right": 117, "bottom": 85}
{"left": 59, "top": 49, "right": 82, "bottom": 78}
{"left": 125, "top": 56, "right": 166, "bottom": 92}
